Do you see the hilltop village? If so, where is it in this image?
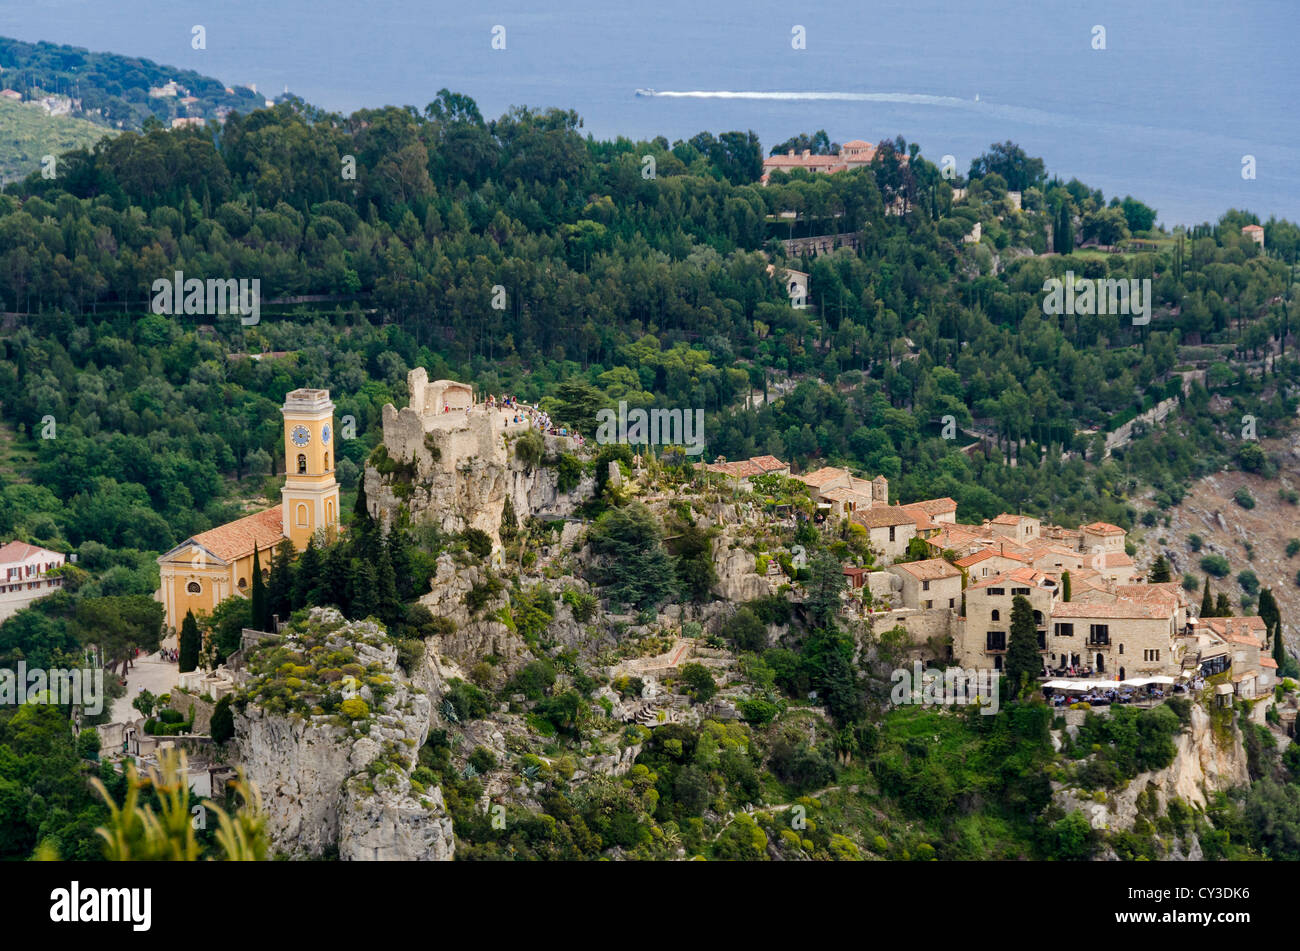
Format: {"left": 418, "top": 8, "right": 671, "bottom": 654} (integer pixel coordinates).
{"left": 83, "top": 368, "right": 1291, "bottom": 862}
{"left": 708, "top": 454, "right": 1279, "bottom": 699}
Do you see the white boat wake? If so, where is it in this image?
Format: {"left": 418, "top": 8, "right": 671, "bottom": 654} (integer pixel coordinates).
{"left": 642, "top": 90, "right": 973, "bottom": 107}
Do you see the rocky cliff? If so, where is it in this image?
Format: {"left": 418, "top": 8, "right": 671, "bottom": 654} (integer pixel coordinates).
{"left": 1054, "top": 702, "right": 1251, "bottom": 839}
{"left": 233, "top": 608, "right": 455, "bottom": 861}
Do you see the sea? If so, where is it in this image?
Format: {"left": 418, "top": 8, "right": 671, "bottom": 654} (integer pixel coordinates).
{"left": 3, "top": 0, "right": 1297, "bottom": 226}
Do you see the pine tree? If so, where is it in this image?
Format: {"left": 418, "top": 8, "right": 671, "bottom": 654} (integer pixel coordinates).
{"left": 250, "top": 545, "right": 267, "bottom": 630}
{"left": 805, "top": 551, "right": 848, "bottom": 629}
{"left": 1005, "top": 595, "right": 1042, "bottom": 697}
{"left": 1200, "top": 577, "right": 1214, "bottom": 618}
{"left": 178, "top": 610, "right": 199, "bottom": 673}
{"left": 1148, "top": 555, "right": 1171, "bottom": 583}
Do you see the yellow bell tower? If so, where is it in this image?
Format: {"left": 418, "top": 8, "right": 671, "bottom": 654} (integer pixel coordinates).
{"left": 281, "top": 388, "right": 340, "bottom": 550}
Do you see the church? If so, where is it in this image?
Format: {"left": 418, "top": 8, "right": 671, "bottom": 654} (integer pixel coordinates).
{"left": 155, "top": 388, "right": 341, "bottom": 632}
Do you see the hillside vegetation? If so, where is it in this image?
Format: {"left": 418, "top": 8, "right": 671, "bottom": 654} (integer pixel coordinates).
{"left": 0, "top": 96, "right": 113, "bottom": 183}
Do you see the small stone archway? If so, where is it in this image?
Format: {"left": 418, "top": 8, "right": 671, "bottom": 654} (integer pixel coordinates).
{"left": 1096, "top": 653, "right": 1105, "bottom": 673}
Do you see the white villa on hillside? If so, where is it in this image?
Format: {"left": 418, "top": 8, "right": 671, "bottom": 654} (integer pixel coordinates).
{"left": 0, "top": 541, "right": 66, "bottom": 621}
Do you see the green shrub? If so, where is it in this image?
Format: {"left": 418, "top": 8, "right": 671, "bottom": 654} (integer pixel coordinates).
{"left": 210, "top": 695, "right": 235, "bottom": 743}
{"left": 1201, "top": 554, "right": 1230, "bottom": 577}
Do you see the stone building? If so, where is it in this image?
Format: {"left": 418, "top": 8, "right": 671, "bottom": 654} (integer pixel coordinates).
{"left": 887, "top": 558, "right": 963, "bottom": 611}
{"left": 850, "top": 507, "right": 916, "bottom": 561}
{"left": 958, "top": 567, "right": 1060, "bottom": 670}
{"left": 1047, "top": 600, "right": 1180, "bottom": 678}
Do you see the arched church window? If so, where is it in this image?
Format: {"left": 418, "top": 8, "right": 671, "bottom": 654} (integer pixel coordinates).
{"left": 324, "top": 451, "right": 330, "bottom": 470}
{"left": 297, "top": 453, "right": 307, "bottom": 474}
{"left": 237, "top": 577, "right": 247, "bottom": 590}
{"left": 186, "top": 581, "right": 202, "bottom": 594}
{"left": 296, "top": 504, "right": 308, "bottom": 528}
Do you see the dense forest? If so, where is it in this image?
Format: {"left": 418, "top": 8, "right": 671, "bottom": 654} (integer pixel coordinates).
{"left": 0, "top": 90, "right": 1295, "bottom": 564}
{"left": 0, "top": 89, "right": 1298, "bottom": 861}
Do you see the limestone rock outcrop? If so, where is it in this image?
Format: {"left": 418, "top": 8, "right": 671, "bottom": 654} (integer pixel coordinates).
{"left": 233, "top": 608, "right": 454, "bottom": 860}
{"left": 1054, "top": 702, "right": 1250, "bottom": 837}
{"left": 711, "top": 536, "right": 772, "bottom": 603}
{"left": 418, "top": 553, "right": 530, "bottom": 676}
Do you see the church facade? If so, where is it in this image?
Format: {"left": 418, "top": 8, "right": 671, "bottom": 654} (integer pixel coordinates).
{"left": 155, "top": 388, "right": 340, "bottom": 631}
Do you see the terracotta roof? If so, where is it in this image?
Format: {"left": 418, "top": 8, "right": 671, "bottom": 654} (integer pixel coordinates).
{"left": 893, "top": 558, "right": 961, "bottom": 581}
{"left": 0, "top": 540, "right": 62, "bottom": 564}
{"left": 1051, "top": 600, "right": 1172, "bottom": 620}
{"left": 956, "top": 548, "right": 1029, "bottom": 568}
{"left": 851, "top": 507, "right": 915, "bottom": 529}
{"left": 1063, "top": 567, "right": 1111, "bottom": 593}
{"left": 990, "top": 513, "right": 1028, "bottom": 526}
{"left": 1242, "top": 224, "right": 1264, "bottom": 233}
{"left": 180, "top": 505, "right": 284, "bottom": 564}
{"left": 898, "top": 508, "right": 937, "bottom": 531}
{"left": 1081, "top": 521, "right": 1125, "bottom": 535}
{"left": 1104, "top": 552, "right": 1134, "bottom": 567}
{"left": 797, "top": 466, "right": 849, "bottom": 488}
{"left": 707, "top": 460, "right": 764, "bottom": 478}
{"left": 1117, "top": 583, "right": 1186, "bottom": 607}
{"left": 969, "top": 567, "right": 1053, "bottom": 591}
{"left": 1031, "top": 544, "right": 1082, "bottom": 561}
{"left": 1200, "top": 618, "right": 1264, "bottom": 643}
{"left": 1210, "top": 622, "right": 1265, "bottom": 648}
{"left": 1260, "top": 657, "right": 1278, "bottom": 669}
{"left": 928, "top": 525, "right": 988, "bottom": 551}
{"left": 903, "top": 497, "right": 957, "bottom": 516}
{"left": 749, "top": 455, "right": 787, "bottom": 472}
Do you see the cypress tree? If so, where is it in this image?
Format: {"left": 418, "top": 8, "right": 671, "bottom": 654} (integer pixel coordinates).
{"left": 388, "top": 526, "right": 414, "bottom": 601}
{"left": 322, "top": 542, "right": 351, "bottom": 615}
{"left": 1005, "top": 595, "right": 1042, "bottom": 697}
{"left": 351, "top": 559, "right": 379, "bottom": 619}
{"left": 178, "top": 610, "right": 199, "bottom": 673}
{"left": 250, "top": 545, "right": 267, "bottom": 630}
{"left": 354, "top": 474, "right": 371, "bottom": 522}
{"left": 1214, "top": 593, "right": 1233, "bottom": 618}
{"left": 267, "top": 540, "right": 295, "bottom": 626}
{"left": 1061, "top": 569, "right": 1072, "bottom": 602}
{"left": 1259, "top": 587, "right": 1280, "bottom": 633}
{"left": 375, "top": 534, "right": 401, "bottom": 627}
{"left": 293, "top": 536, "right": 323, "bottom": 610}
{"left": 1200, "top": 577, "right": 1214, "bottom": 618}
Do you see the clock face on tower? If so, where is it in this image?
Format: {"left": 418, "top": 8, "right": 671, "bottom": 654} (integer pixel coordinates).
{"left": 291, "top": 425, "right": 311, "bottom": 447}
{"left": 321, "top": 424, "right": 331, "bottom": 444}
